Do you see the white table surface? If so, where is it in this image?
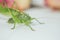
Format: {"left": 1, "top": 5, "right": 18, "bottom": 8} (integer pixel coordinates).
{"left": 0, "top": 8, "right": 60, "bottom": 40}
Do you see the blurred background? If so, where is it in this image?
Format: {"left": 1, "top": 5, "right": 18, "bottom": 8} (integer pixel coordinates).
{"left": 0, "top": 0, "right": 60, "bottom": 40}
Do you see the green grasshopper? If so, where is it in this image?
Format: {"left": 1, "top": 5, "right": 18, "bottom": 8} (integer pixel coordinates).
{"left": 0, "top": 5, "right": 43, "bottom": 31}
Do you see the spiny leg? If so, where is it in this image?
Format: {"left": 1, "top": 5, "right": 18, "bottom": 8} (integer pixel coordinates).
{"left": 27, "top": 25, "right": 35, "bottom": 31}
{"left": 33, "top": 18, "right": 44, "bottom": 24}
{"left": 11, "top": 23, "right": 16, "bottom": 30}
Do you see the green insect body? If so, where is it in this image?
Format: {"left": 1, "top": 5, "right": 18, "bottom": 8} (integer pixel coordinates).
{"left": 8, "top": 9, "right": 35, "bottom": 31}
{"left": 0, "top": 5, "right": 42, "bottom": 31}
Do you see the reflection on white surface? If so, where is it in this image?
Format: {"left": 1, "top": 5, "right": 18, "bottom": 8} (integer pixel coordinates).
{"left": 0, "top": 8, "right": 60, "bottom": 40}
